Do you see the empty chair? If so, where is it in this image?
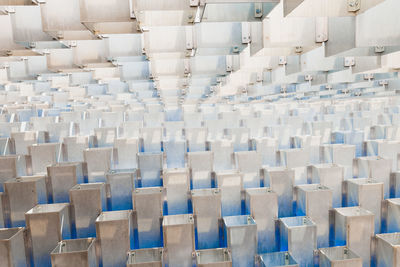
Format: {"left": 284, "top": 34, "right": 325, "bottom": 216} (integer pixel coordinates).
{"left": 30, "top": 117, "right": 55, "bottom": 132}
{"left": 215, "top": 171, "right": 243, "bottom": 216}
{"left": 94, "top": 127, "right": 117, "bottom": 147}
{"left": 208, "top": 140, "right": 234, "bottom": 171}
{"left": 331, "top": 130, "right": 365, "bottom": 157}
{"left": 309, "top": 164, "right": 344, "bottom": 208}
{"left": 164, "top": 140, "right": 186, "bottom": 169}
{"left": 162, "top": 214, "right": 195, "bottom": 267}
{"left": 51, "top": 238, "right": 98, "bottom": 267}
{"left": 258, "top": 252, "right": 298, "bottom": 267}
{"left": 188, "top": 151, "right": 213, "bottom": 189}
{"left": 28, "top": 143, "right": 62, "bottom": 174}
{"left": 320, "top": 144, "right": 355, "bottom": 180}
{"left": 77, "top": 118, "right": 99, "bottom": 136}
{"left": 295, "top": 184, "right": 332, "bottom": 248}
{"left": 191, "top": 188, "right": 222, "bottom": 249}
{"left": 121, "top": 121, "right": 143, "bottom": 138}
{"left": 263, "top": 167, "right": 295, "bottom": 217}
{"left": 107, "top": 170, "right": 136, "bottom": 210}
{"left": 235, "top": 151, "right": 261, "bottom": 188}
{"left": 266, "top": 125, "right": 292, "bottom": 150}
{"left": 96, "top": 211, "right": 135, "bottom": 267}
{"left": 140, "top": 127, "right": 162, "bottom": 152}
{"left": 219, "top": 112, "right": 240, "bottom": 128}
{"left": 278, "top": 148, "right": 309, "bottom": 185}
{"left": 163, "top": 169, "right": 190, "bottom": 215}
{"left": 291, "top": 135, "right": 322, "bottom": 164}
{"left": 70, "top": 183, "right": 107, "bottom": 238}
{"left": 133, "top": 187, "right": 164, "bottom": 248}
{"left": 355, "top": 156, "right": 392, "bottom": 199}
{"left": 0, "top": 155, "right": 29, "bottom": 191}
{"left": 184, "top": 112, "right": 203, "bottom": 128}
{"left": 382, "top": 198, "right": 400, "bottom": 233}
{"left": 205, "top": 120, "right": 225, "bottom": 141}
{"left": 47, "top": 122, "right": 76, "bottom": 143}
{"left": 319, "top": 247, "right": 362, "bottom": 267}
{"left": 84, "top": 147, "right": 113, "bottom": 183}
{"left": 11, "top": 131, "right": 37, "bottom": 154}
{"left": 364, "top": 140, "right": 400, "bottom": 170}
{"left": 143, "top": 112, "right": 164, "bottom": 127}
{"left": 345, "top": 178, "right": 383, "bottom": 233}
{"left": 243, "top": 117, "right": 266, "bottom": 139}
{"left": 114, "top": 138, "right": 139, "bottom": 170}
{"left": 225, "top": 128, "right": 250, "bottom": 152}
{"left": 0, "top": 122, "right": 24, "bottom": 138}
{"left": 15, "top": 108, "right": 36, "bottom": 122}
{"left": 311, "top": 121, "right": 332, "bottom": 144}
{"left": 279, "top": 216, "right": 317, "bottom": 267}
{"left": 223, "top": 215, "right": 257, "bottom": 267}
{"left": 101, "top": 111, "right": 124, "bottom": 128}
{"left": 164, "top": 106, "right": 182, "bottom": 121}
{"left": 245, "top": 188, "right": 278, "bottom": 253}
{"left": 47, "top": 162, "right": 86, "bottom": 203}
{"left": 25, "top": 203, "right": 71, "bottom": 267}
{"left": 125, "top": 109, "right": 144, "bottom": 122}
{"left": 126, "top": 248, "right": 163, "bottom": 267}
{"left": 185, "top": 127, "right": 208, "bottom": 152}
{"left": 252, "top": 137, "right": 278, "bottom": 167}
{"left": 0, "top": 137, "right": 15, "bottom": 155}
{"left": 164, "top": 121, "right": 184, "bottom": 141}
{"left": 59, "top": 111, "right": 83, "bottom": 123}
{"left": 4, "top": 175, "right": 48, "bottom": 227}
{"left": 0, "top": 228, "right": 28, "bottom": 267}
{"left": 63, "top": 136, "right": 90, "bottom": 162}
{"left": 137, "top": 152, "right": 163, "bottom": 187}
{"left": 333, "top": 207, "right": 374, "bottom": 267}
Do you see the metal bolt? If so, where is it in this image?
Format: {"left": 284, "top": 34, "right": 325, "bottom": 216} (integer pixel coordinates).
{"left": 284, "top": 252, "right": 290, "bottom": 264}
{"left": 247, "top": 216, "right": 252, "bottom": 224}
{"left": 349, "top": 0, "right": 359, "bottom": 7}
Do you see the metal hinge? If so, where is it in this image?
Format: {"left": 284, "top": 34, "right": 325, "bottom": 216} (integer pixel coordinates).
{"left": 348, "top": 0, "right": 361, "bottom": 12}
{"left": 254, "top": 3, "right": 263, "bottom": 18}
{"left": 226, "top": 55, "right": 233, "bottom": 72}
{"left": 279, "top": 56, "right": 287, "bottom": 65}
{"left": 344, "top": 57, "right": 355, "bottom": 67}
{"left": 315, "top": 17, "right": 328, "bottom": 43}
{"left": 241, "top": 22, "right": 251, "bottom": 44}
{"left": 189, "top": 0, "right": 200, "bottom": 7}
{"left": 295, "top": 46, "right": 303, "bottom": 53}
{"left": 375, "top": 46, "right": 385, "bottom": 53}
